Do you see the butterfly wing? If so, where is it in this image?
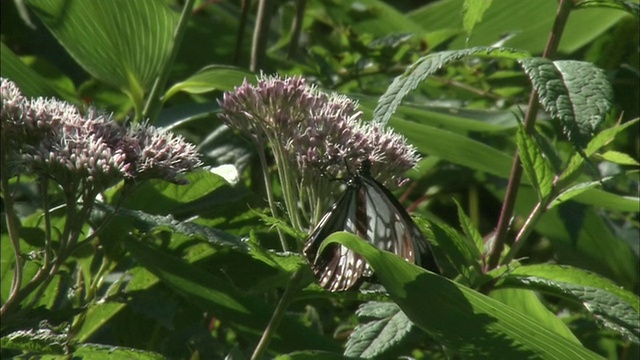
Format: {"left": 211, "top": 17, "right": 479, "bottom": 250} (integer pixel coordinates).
{"left": 303, "top": 185, "right": 368, "bottom": 291}
{"left": 360, "top": 175, "right": 439, "bottom": 274}
{"left": 303, "top": 167, "right": 439, "bottom": 292}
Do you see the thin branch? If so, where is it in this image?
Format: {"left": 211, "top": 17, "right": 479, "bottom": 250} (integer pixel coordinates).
{"left": 142, "top": 0, "right": 196, "bottom": 123}
{"left": 250, "top": 0, "right": 272, "bottom": 72}
{"left": 256, "top": 143, "right": 289, "bottom": 251}
{"left": 485, "top": 0, "right": 573, "bottom": 271}
{"left": 234, "top": 0, "right": 251, "bottom": 64}
{"left": 251, "top": 269, "right": 304, "bottom": 360}
{"left": 287, "top": 0, "right": 306, "bottom": 59}
{"left": 0, "top": 140, "right": 23, "bottom": 317}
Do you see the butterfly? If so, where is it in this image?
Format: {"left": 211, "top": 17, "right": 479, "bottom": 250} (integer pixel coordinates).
{"left": 303, "top": 160, "right": 439, "bottom": 291}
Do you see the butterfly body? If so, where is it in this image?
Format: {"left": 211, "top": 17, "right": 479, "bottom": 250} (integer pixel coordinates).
{"left": 303, "top": 162, "right": 439, "bottom": 291}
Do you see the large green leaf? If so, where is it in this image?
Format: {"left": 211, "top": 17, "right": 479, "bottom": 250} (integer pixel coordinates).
{"left": 336, "top": 0, "right": 427, "bottom": 36}
{"left": 164, "top": 65, "right": 255, "bottom": 100}
{"left": 121, "top": 170, "right": 236, "bottom": 215}
{"left": 389, "top": 117, "right": 514, "bottom": 178}
{"left": 357, "top": 96, "right": 519, "bottom": 134}
{"left": 64, "top": 344, "right": 165, "bottom": 359}
{"left": 0, "top": 43, "right": 67, "bottom": 99}
{"left": 345, "top": 302, "right": 417, "bottom": 358}
{"left": 574, "top": 0, "right": 639, "bottom": 15}
{"left": 323, "top": 232, "right": 603, "bottom": 359}
{"left": 489, "top": 288, "right": 580, "bottom": 344}
{"left": 496, "top": 264, "right": 640, "bottom": 343}
{"left": 124, "top": 239, "right": 339, "bottom": 353}
{"left": 518, "top": 58, "right": 613, "bottom": 149}
{"left": 495, "top": 185, "right": 639, "bottom": 289}
{"left": 28, "top": 0, "right": 178, "bottom": 104}
{"left": 22, "top": 343, "right": 166, "bottom": 359}
{"left": 373, "top": 47, "right": 529, "bottom": 126}
{"left": 75, "top": 267, "right": 158, "bottom": 342}
{"left": 462, "top": 0, "right": 494, "bottom": 35}
{"left": 409, "top": 0, "right": 629, "bottom": 54}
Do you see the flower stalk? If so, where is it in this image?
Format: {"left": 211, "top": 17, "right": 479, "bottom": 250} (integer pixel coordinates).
{"left": 219, "top": 75, "right": 421, "bottom": 239}
{"left": 219, "top": 74, "right": 422, "bottom": 357}
{"left": 0, "top": 77, "right": 202, "bottom": 320}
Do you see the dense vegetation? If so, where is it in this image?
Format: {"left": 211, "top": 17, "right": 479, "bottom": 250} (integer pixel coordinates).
{"left": 1, "top": 0, "right": 638, "bottom": 359}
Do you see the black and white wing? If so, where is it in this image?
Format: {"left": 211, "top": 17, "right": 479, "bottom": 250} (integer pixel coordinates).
{"left": 303, "top": 185, "right": 368, "bottom": 291}
{"left": 303, "top": 162, "right": 439, "bottom": 292}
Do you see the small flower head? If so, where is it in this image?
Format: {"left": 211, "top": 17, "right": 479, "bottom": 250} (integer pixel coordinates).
{"left": 219, "top": 74, "right": 421, "bottom": 228}
{"left": 1, "top": 78, "right": 202, "bottom": 189}
{"left": 123, "top": 123, "right": 202, "bottom": 184}
{"left": 1, "top": 78, "right": 26, "bottom": 123}
{"left": 218, "top": 75, "right": 326, "bottom": 143}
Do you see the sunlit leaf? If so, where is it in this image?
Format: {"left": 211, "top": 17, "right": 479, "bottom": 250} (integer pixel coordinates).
{"left": 518, "top": 58, "right": 613, "bottom": 149}
{"left": 374, "top": 47, "right": 529, "bottom": 126}
{"left": 496, "top": 264, "right": 640, "bottom": 343}
{"left": 516, "top": 126, "right": 556, "bottom": 199}
{"left": 323, "top": 232, "right": 602, "bottom": 359}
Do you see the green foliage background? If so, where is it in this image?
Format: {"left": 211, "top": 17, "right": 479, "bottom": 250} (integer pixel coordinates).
{"left": 1, "top": 0, "right": 638, "bottom": 359}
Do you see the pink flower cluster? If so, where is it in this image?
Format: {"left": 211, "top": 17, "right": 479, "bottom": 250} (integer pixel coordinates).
{"left": 219, "top": 75, "right": 419, "bottom": 188}
{"left": 1, "top": 78, "right": 201, "bottom": 187}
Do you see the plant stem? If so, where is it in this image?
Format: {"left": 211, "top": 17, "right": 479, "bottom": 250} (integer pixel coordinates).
{"left": 0, "top": 138, "right": 23, "bottom": 318}
{"left": 485, "top": 0, "right": 573, "bottom": 271}
{"left": 287, "top": 0, "right": 306, "bottom": 59}
{"left": 271, "top": 141, "right": 303, "bottom": 232}
{"left": 234, "top": 0, "right": 251, "bottom": 64}
{"left": 250, "top": 269, "right": 304, "bottom": 360}
{"left": 250, "top": 0, "right": 272, "bottom": 72}
{"left": 41, "top": 177, "right": 53, "bottom": 269}
{"left": 142, "top": 0, "right": 196, "bottom": 123}
{"left": 256, "top": 144, "right": 289, "bottom": 251}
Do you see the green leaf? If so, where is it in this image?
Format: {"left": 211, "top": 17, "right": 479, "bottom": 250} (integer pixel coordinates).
{"left": 518, "top": 58, "right": 613, "bottom": 149}
{"left": 69, "top": 343, "right": 165, "bottom": 359}
{"left": 390, "top": 117, "right": 514, "bottom": 178}
{"left": 275, "top": 351, "right": 351, "bottom": 360}
{"left": 462, "top": 0, "right": 494, "bottom": 35}
{"left": 1, "top": 326, "right": 69, "bottom": 354}
{"left": 516, "top": 126, "right": 556, "bottom": 199}
{"left": 156, "top": 102, "right": 220, "bottom": 131}
{"left": 410, "top": 0, "right": 629, "bottom": 54}
{"left": 345, "top": 302, "right": 416, "bottom": 358}
{"left": 571, "top": 188, "right": 640, "bottom": 212}
{"left": 599, "top": 150, "right": 640, "bottom": 165}
{"left": 550, "top": 172, "right": 639, "bottom": 212}
{"left": 490, "top": 288, "right": 581, "bottom": 343}
{"left": 344, "top": 0, "right": 427, "bottom": 36}
{"left": 553, "top": 60, "right": 614, "bottom": 135}
{"left": 1, "top": 225, "right": 50, "bottom": 305}
{"left": 559, "top": 118, "right": 639, "bottom": 185}
{"left": 323, "top": 232, "right": 602, "bottom": 359}
{"left": 574, "top": 0, "right": 639, "bottom": 15}
{"left": 75, "top": 266, "right": 158, "bottom": 342}
{"left": 0, "top": 43, "right": 66, "bottom": 99}
{"left": 494, "top": 183, "right": 639, "bottom": 289}
{"left": 417, "top": 217, "right": 481, "bottom": 282}
{"left": 585, "top": 118, "right": 639, "bottom": 157}
{"left": 356, "top": 96, "right": 520, "bottom": 134}
{"left": 122, "top": 169, "right": 234, "bottom": 215}
{"left": 164, "top": 65, "right": 255, "bottom": 100}
{"left": 28, "top": 0, "right": 178, "bottom": 103}
{"left": 497, "top": 264, "right": 640, "bottom": 343}
{"left": 114, "top": 207, "right": 248, "bottom": 251}
{"left": 548, "top": 180, "right": 604, "bottom": 209}
{"left": 124, "top": 239, "right": 339, "bottom": 353}
{"left": 453, "top": 199, "right": 484, "bottom": 258}
{"left": 373, "top": 46, "right": 529, "bottom": 126}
